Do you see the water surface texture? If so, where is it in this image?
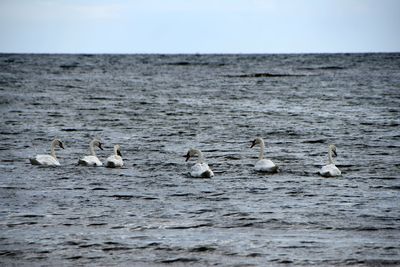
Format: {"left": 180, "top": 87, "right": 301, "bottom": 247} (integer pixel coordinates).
{"left": 1, "top": 54, "right": 399, "bottom": 266}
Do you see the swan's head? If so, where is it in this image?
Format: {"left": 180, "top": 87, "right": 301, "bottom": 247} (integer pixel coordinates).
{"left": 114, "top": 144, "right": 122, "bottom": 157}
{"left": 185, "top": 148, "right": 200, "bottom": 162}
{"left": 250, "top": 137, "right": 264, "bottom": 148}
{"left": 92, "top": 139, "right": 103, "bottom": 150}
{"left": 329, "top": 144, "right": 337, "bottom": 157}
{"left": 53, "top": 139, "right": 65, "bottom": 149}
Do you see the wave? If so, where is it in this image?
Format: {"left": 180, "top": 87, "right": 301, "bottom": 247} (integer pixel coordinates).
{"left": 299, "top": 65, "right": 345, "bottom": 70}
{"left": 165, "top": 61, "right": 226, "bottom": 67}
{"left": 226, "top": 72, "right": 307, "bottom": 78}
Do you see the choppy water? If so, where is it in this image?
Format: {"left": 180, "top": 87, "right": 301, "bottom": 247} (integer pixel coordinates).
{"left": 0, "top": 53, "right": 399, "bottom": 266}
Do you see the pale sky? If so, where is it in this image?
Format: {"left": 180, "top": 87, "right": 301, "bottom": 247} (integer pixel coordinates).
{"left": 0, "top": 0, "right": 399, "bottom": 53}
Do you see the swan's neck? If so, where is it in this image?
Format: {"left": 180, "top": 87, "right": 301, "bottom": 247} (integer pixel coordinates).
{"left": 196, "top": 150, "right": 204, "bottom": 164}
{"left": 328, "top": 148, "right": 334, "bottom": 164}
{"left": 50, "top": 141, "right": 57, "bottom": 159}
{"left": 90, "top": 142, "right": 96, "bottom": 156}
{"left": 258, "top": 141, "right": 265, "bottom": 160}
{"left": 114, "top": 146, "right": 118, "bottom": 156}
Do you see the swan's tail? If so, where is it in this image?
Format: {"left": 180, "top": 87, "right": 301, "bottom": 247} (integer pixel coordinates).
{"left": 78, "top": 159, "right": 88, "bottom": 166}
{"left": 257, "top": 165, "right": 279, "bottom": 173}
{"left": 30, "top": 158, "right": 40, "bottom": 165}
{"left": 270, "top": 165, "right": 279, "bottom": 173}
{"left": 201, "top": 170, "right": 213, "bottom": 178}
{"left": 106, "top": 161, "right": 117, "bottom": 168}
{"left": 319, "top": 170, "right": 332, "bottom": 177}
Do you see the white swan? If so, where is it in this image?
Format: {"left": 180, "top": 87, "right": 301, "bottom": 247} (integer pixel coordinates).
{"left": 250, "top": 137, "right": 278, "bottom": 173}
{"left": 185, "top": 148, "right": 214, "bottom": 178}
{"left": 30, "top": 139, "right": 65, "bottom": 166}
{"left": 319, "top": 144, "right": 341, "bottom": 177}
{"left": 105, "top": 144, "right": 124, "bottom": 168}
{"left": 78, "top": 139, "right": 103, "bottom": 166}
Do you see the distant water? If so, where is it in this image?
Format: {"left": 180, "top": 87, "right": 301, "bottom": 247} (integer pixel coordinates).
{"left": 0, "top": 53, "right": 399, "bottom": 266}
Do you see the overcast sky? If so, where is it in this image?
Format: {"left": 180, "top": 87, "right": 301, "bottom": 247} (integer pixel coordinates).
{"left": 0, "top": 0, "right": 399, "bottom": 53}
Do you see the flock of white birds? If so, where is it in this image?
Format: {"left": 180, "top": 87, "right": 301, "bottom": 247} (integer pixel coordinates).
{"left": 30, "top": 139, "right": 123, "bottom": 168}
{"left": 29, "top": 137, "right": 341, "bottom": 178}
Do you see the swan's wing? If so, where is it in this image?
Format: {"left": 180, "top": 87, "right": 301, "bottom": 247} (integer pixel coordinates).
{"left": 30, "top": 155, "right": 60, "bottom": 166}
{"left": 105, "top": 155, "right": 123, "bottom": 168}
{"left": 319, "top": 164, "right": 341, "bottom": 177}
{"left": 319, "top": 165, "right": 331, "bottom": 177}
{"left": 190, "top": 163, "right": 205, "bottom": 177}
{"left": 255, "top": 159, "right": 278, "bottom": 173}
{"left": 79, "top": 155, "right": 103, "bottom": 166}
{"left": 190, "top": 163, "right": 213, "bottom": 178}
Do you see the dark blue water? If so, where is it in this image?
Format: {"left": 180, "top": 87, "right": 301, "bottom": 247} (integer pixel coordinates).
{"left": 0, "top": 53, "right": 399, "bottom": 266}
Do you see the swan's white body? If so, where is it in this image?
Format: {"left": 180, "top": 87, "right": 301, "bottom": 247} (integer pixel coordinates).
{"left": 319, "top": 144, "right": 341, "bottom": 177}
{"left": 30, "top": 139, "right": 64, "bottom": 166}
{"left": 191, "top": 163, "right": 214, "bottom": 178}
{"left": 185, "top": 148, "right": 214, "bottom": 178}
{"left": 251, "top": 137, "right": 278, "bottom": 173}
{"left": 255, "top": 159, "right": 277, "bottom": 172}
{"left": 320, "top": 164, "right": 341, "bottom": 177}
{"left": 105, "top": 145, "right": 123, "bottom": 168}
{"left": 30, "top": 155, "right": 60, "bottom": 166}
{"left": 78, "top": 139, "right": 103, "bottom": 167}
{"left": 79, "top": 155, "right": 102, "bottom": 166}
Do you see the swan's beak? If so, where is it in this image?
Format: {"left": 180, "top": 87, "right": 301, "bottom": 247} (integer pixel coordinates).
{"left": 250, "top": 140, "right": 256, "bottom": 148}
{"left": 332, "top": 150, "right": 337, "bottom": 157}
{"left": 185, "top": 153, "right": 191, "bottom": 162}
{"left": 60, "top": 143, "right": 65, "bottom": 149}
{"left": 99, "top": 143, "right": 104, "bottom": 150}
{"left": 117, "top": 150, "right": 122, "bottom": 157}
